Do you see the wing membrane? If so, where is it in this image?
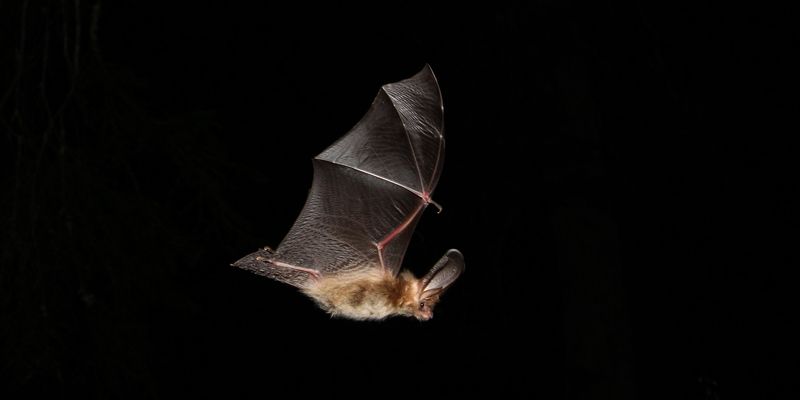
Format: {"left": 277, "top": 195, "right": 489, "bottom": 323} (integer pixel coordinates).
{"left": 273, "top": 65, "right": 445, "bottom": 277}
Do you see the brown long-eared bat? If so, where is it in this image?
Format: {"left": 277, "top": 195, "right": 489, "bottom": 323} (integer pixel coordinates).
{"left": 232, "top": 65, "right": 464, "bottom": 321}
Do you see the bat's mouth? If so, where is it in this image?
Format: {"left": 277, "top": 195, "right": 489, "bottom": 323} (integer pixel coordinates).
{"left": 415, "top": 310, "right": 433, "bottom": 321}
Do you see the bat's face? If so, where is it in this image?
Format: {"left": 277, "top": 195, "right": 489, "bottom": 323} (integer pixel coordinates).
{"left": 415, "top": 305, "right": 434, "bottom": 321}
{"left": 408, "top": 289, "right": 442, "bottom": 321}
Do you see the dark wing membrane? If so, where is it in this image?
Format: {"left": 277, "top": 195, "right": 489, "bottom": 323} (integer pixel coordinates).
{"left": 273, "top": 65, "right": 445, "bottom": 276}
{"left": 380, "top": 66, "right": 445, "bottom": 193}
{"left": 232, "top": 247, "right": 315, "bottom": 288}
{"left": 274, "top": 160, "right": 425, "bottom": 276}
{"left": 317, "top": 65, "right": 444, "bottom": 200}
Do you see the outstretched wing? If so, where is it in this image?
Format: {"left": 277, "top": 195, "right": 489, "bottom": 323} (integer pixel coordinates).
{"left": 269, "top": 65, "right": 445, "bottom": 284}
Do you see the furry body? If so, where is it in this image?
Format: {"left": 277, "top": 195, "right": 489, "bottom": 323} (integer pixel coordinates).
{"left": 302, "top": 269, "right": 423, "bottom": 320}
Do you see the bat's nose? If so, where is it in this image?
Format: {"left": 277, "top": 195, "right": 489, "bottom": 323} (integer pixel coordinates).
{"left": 415, "top": 311, "right": 433, "bottom": 321}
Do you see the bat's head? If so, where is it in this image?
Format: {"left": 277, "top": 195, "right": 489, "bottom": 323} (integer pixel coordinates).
{"left": 412, "top": 288, "right": 442, "bottom": 321}
{"left": 408, "top": 249, "right": 464, "bottom": 321}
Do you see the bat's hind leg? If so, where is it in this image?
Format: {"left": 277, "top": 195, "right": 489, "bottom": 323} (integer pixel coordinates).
{"left": 231, "top": 247, "right": 318, "bottom": 288}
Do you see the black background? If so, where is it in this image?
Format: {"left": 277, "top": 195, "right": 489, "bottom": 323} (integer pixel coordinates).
{"left": 1, "top": 1, "right": 795, "bottom": 398}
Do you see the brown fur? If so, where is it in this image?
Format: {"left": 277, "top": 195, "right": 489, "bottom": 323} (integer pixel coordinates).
{"left": 301, "top": 268, "right": 428, "bottom": 320}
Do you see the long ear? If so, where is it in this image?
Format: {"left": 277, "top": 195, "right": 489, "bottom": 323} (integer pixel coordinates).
{"left": 421, "top": 249, "right": 464, "bottom": 298}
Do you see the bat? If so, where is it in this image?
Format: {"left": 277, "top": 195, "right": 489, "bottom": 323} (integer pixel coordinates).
{"left": 232, "top": 65, "right": 464, "bottom": 321}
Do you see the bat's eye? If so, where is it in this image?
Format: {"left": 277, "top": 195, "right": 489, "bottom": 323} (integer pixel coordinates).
{"left": 419, "top": 302, "right": 426, "bottom": 310}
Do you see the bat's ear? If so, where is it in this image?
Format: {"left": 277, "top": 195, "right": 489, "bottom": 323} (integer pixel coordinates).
{"left": 420, "top": 249, "right": 464, "bottom": 298}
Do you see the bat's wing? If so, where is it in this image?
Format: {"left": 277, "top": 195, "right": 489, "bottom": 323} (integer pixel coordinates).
{"left": 234, "top": 65, "right": 445, "bottom": 287}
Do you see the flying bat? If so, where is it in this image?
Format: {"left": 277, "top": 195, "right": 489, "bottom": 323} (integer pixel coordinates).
{"left": 232, "top": 65, "right": 464, "bottom": 321}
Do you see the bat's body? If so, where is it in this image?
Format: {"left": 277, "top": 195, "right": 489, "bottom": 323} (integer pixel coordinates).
{"left": 304, "top": 268, "right": 422, "bottom": 320}
{"left": 233, "top": 66, "right": 463, "bottom": 321}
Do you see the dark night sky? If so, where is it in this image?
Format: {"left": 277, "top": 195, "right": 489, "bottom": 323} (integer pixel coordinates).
{"left": 1, "top": 1, "right": 796, "bottom": 398}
